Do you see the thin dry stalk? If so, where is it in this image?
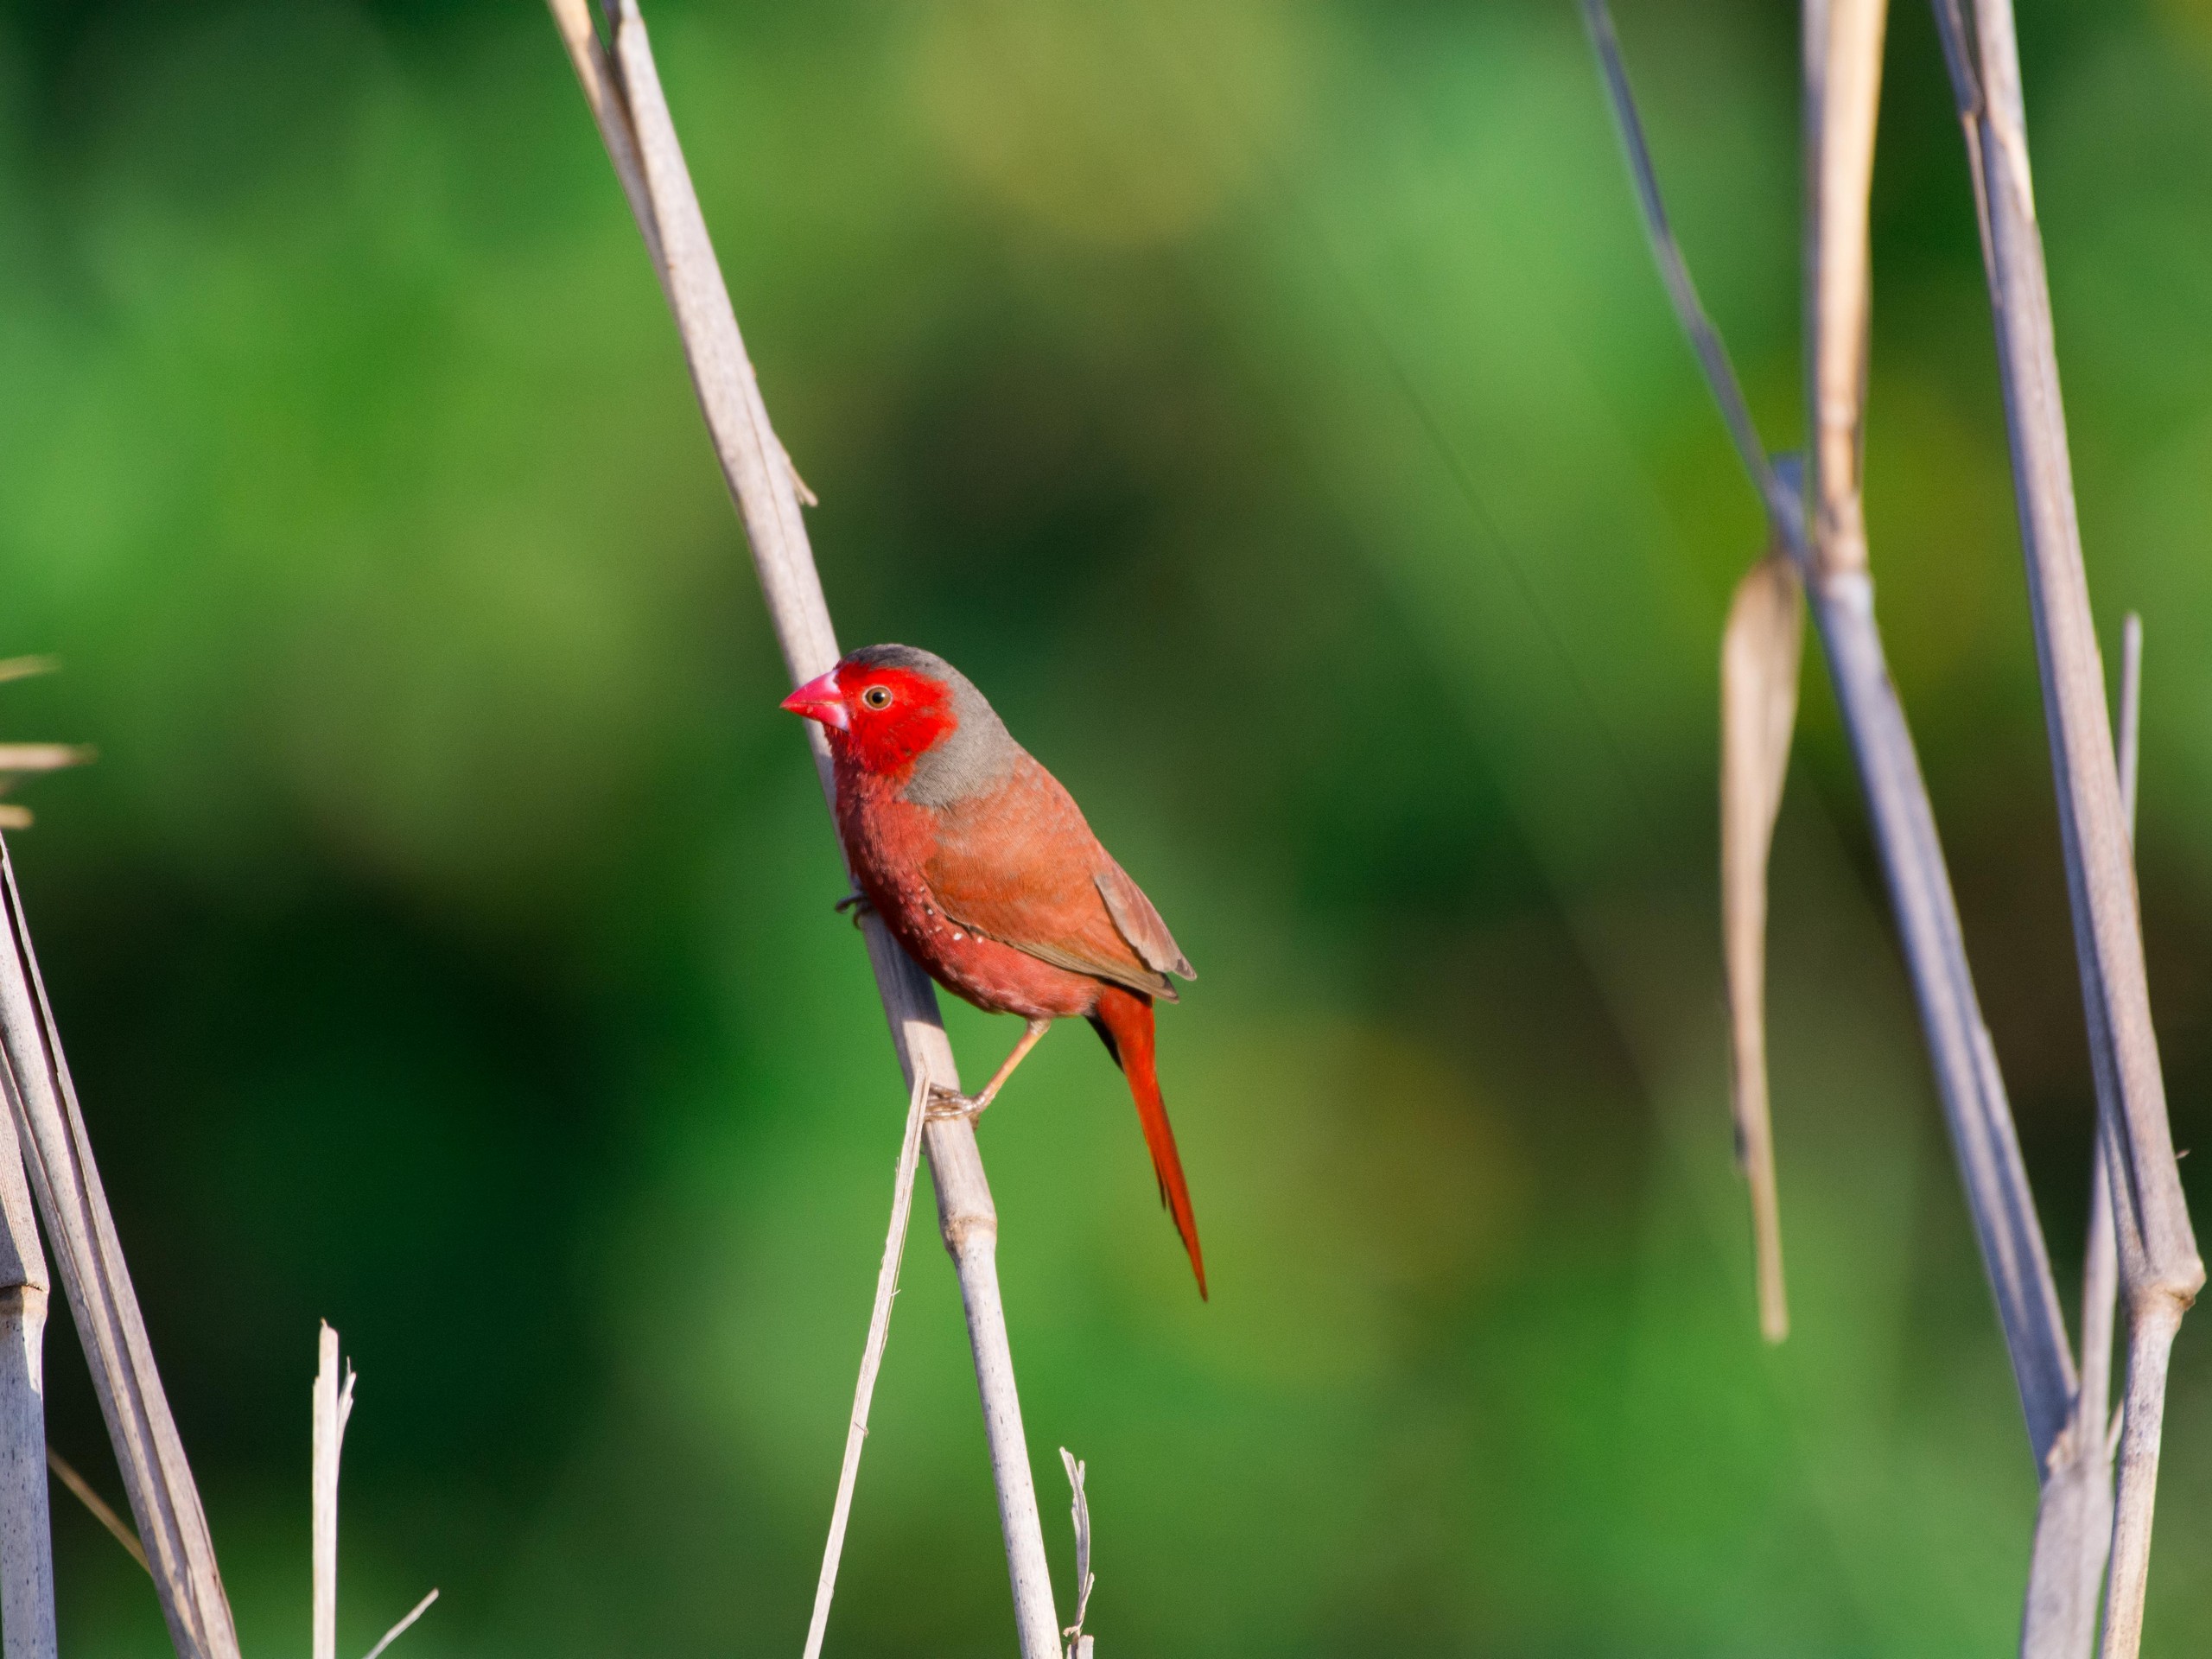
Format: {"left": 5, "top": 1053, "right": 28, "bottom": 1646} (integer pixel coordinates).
{"left": 1803, "top": 0, "right": 1888, "bottom": 581}
{"left": 312, "top": 1323, "right": 355, "bottom": 1659}
{"left": 44, "top": 1448, "right": 148, "bottom": 1574}
{"left": 544, "top": 7, "right": 1060, "bottom": 1653}
{"left": 1802, "top": 0, "right": 2079, "bottom": 1468}
{"left": 0, "top": 841, "right": 239, "bottom": 1659}
{"left": 0, "top": 1096, "right": 54, "bottom": 1659}
{"left": 1586, "top": 0, "right": 2076, "bottom": 1458}
{"left": 802, "top": 1071, "right": 930, "bottom": 1659}
{"left": 1720, "top": 549, "right": 1803, "bottom": 1341}
{"left": 1929, "top": 10, "right": 2203, "bottom": 1655}
{"left": 361, "top": 1588, "right": 439, "bottom": 1659}
{"left": 2028, "top": 614, "right": 2139, "bottom": 1657}
{"left": 2079, "top": 613, "right": 2142, "bottom": 1433}
{"left": 1580, "top": 0, "right": 1798, "bottom": 534}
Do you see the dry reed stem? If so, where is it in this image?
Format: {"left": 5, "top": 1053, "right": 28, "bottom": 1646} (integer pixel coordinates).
{"left": 1929, "top": 9, "right": 2202, "bottom": 1654}
{"left": 0, "top": 841, "right": 238, "bottom": 1659}
{"left": 2079, "top": 613, "right": 2140, "bottom": 1436}
{"left": 1803, "top": 0, "right": 1888, "bottom": 579}
{"left": 1586, "top": 0, "right": 2075, "bottom": 1455}
{"left": 2025, "top": 614, "right": 2139, "bottom": 1658}
{"left": 312, "top": 1323, "right": 355, "bottom": 1659}
{"left": 1802, "top": 0, "right": 2078, "bottom": 1465}
{"left": 0, "top": 1089, "right": 54, "bottom": 1659}
{"left": 1720, "top": 550, "right": 1803, "bottom": 1342}
{"left": 544, "top": 7, "right": 1061, "bottom": 1653}
{"left": 802, "top": 1071, "right": 930, "bottom": 1659}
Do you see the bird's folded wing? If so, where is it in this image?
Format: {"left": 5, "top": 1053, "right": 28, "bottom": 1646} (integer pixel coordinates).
{"left": 1094, "top": 861, "right": 1194, "bottom": 982}
{"left": 922, "top": 759, "right": 1182, "bottom": 1001}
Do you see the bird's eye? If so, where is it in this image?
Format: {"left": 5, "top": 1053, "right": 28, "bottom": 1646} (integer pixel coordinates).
{"left": 861, "top": 685, "right": 893, "bottom": 710}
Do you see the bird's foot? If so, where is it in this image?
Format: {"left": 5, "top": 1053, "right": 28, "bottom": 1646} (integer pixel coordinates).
{"left": 924, "top": 1081, "right": 988, "bottom": 1124}
{"left": 834, "top": 890, "right": 874, "bottom": 927}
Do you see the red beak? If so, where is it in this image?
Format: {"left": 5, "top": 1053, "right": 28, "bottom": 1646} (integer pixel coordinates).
{"left": 780, "top": 669, "right": 849, "bottom": 730}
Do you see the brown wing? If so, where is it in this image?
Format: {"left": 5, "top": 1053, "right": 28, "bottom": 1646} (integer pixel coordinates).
{"left": 1094, "top": 860, "right": 1194, "bottom": 982}
{"left": 922, "top": 755, "right": 1186, "bottom": 1001}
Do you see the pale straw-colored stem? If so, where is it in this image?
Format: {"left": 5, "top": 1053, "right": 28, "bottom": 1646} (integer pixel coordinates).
{"left": 1804, "top": 0, "right": 1888, "bottom": 580}
{"left": 544, "top": 7, "right": 1060, "bottom": 1652}
{"left": 0, "top": 840, "right": 239, "bottom": 1659}
{"left": 312, "top": 1324, "right": 354, "bottom": 1659}
{"left": 802, "top": 1071, "right": 930, "bottom": 1659}
{"left": 0, "top": 1095, "right": 54, "bottom": 1659}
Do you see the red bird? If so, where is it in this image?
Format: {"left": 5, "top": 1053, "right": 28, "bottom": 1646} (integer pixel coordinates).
{"left": 782, "top": 645, "right": 1205, "bottom": 1295}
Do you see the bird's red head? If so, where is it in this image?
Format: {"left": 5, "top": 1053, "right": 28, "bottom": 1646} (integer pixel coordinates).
{"left": 780, "top": 646, "right": 962, "bottom": 779}
{"left": 784, "top": 645, "right": 1020, "bottom": 805}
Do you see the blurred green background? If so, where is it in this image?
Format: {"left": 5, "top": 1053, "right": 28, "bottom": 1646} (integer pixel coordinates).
{"left": 2, "top": 0, "right": 2210, "bottom": 1651}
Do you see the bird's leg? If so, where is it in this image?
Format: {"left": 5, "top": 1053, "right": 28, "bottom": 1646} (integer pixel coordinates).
{"left": 925, "top": 1017, "right": 1052, "bottom": 1122}
{"left": 834, "top": 888, "right": 874, "bottom": 927}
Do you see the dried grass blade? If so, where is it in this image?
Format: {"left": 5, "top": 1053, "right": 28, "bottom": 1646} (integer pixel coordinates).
{"left": 1580, "top": 0, "right": 1797, "bottom": 542}
{"left": 359, "top": 1587, "right": 437, "bottom": 1659}
{"left": 0, "top": 748, "right": 91, "bottom": 777}
{"left": 44, "top": 1447, "right": 147, "bottom": 1574}
{"left": 1721, "top": 550, "right": 1804, "bottom": 1341}
{"left": 802, "top": 1070, "right": 931, "bottom": 1659}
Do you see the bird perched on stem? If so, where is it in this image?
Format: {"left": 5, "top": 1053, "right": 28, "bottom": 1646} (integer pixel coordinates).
{"left": 783, "top": 645, "right": 1205, "bottom": 1296}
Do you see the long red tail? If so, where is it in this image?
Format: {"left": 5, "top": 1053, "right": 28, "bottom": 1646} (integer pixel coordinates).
{"left": 1090, "top": 986, "right": 1205, "bottom": 1298}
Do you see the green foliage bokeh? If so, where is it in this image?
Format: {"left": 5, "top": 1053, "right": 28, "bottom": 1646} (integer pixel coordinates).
{"left": 2, "top": 0, "right": 2211, "bottom": 1652}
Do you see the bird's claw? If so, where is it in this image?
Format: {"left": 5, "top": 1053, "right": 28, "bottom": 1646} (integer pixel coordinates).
{"left": 834, "top": 890, "right": 874, "bottom": 927}
{"left": 924, "top": 1081, "right": 987, "bottom": 1124}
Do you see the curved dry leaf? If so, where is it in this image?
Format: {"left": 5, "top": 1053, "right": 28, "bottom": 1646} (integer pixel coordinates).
{"left": 1721, "top": 549, "right": 1803, "bottom": 1342}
